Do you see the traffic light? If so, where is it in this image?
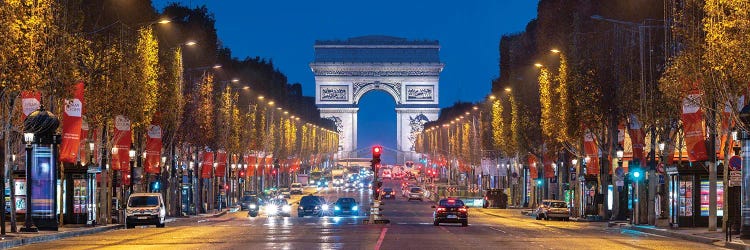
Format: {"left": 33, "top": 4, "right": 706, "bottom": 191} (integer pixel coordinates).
{"left": 371, "top": 145, "right": 382, "bottom": 173}
{"left": 630, "top": 160, "right": 643, "bottom": 181}
{"left": 239, "top": 170, "right": 246, "bottom": 178}
{"left": 536, "top": 179, "right": 543, "bottom": 186}
{"left": 151, "top": 181, "right": 161, "bottom": 192}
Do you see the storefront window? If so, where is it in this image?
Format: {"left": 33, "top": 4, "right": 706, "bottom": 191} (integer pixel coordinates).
{"left": 679, "top": 176, "right": 693, "bottom": 217}
{"left": 700, "top": 180, "right": 723, "bottom": 216}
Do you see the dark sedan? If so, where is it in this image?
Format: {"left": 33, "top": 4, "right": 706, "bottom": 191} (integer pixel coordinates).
{"left": 433, "top": 198, "right": 468, "bottom": 227}
{"left": 333, "top": 197, "right": 359, "bottom": 216}
{"left": 297, "top": 195, "right": 328, "bottom": 217}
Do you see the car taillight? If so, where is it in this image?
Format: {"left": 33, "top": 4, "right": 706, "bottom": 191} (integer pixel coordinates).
{"left": 458, "top": 207, "right": 467, "bottom": 212}
{"left": 436, "top": 207, "right": 446, "bottom": 212}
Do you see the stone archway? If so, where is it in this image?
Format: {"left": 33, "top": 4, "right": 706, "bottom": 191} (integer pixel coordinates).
{"left": 311, "top": 35, "right": 443, "bottom": 162}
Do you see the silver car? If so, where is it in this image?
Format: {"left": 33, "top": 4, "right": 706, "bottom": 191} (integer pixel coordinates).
{"left": 534, "top": 200, "right": 570, "bottom": 221}
{"left": 407, "top": 187, "right": 424, "bottom": 201}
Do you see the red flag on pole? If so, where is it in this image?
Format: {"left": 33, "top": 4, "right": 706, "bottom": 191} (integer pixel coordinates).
{"left": 527, "top": 155, "right": 538, "bottom": 179}
{"left": 584, "top": 129, "right": 600, "bottom": 175}
{"left": 144, "top": 124, "right": 162, "bottom": 174}
{"left": 201, "top": 151, "right": 214, "bottom": 178}
{"left": 681, "top": 92, "right": 709, "bottom": 162}
{"left": 60, "top": 82, "right": 85, "bottom": 163}
{"left": 215, "top": 151, "right": 227, "bottom": 177}
{"left": 21, "top": 91, "right": 41, "bottom": 120}
{"left": 629, "top": 114, "right": 646, "bottom": 165}
{"left": 112, "top": 115, "right": 132, "bottom": 171}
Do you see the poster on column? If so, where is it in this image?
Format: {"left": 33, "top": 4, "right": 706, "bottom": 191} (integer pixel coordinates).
{"left": 60, "top": 82, "right": 84, "bottom": 163}
{"left": 681, "top": 93, "right": 708, "bottom": 162}
{"left": 144, "top": 124, "right": 162, "bottom": 174}
{"left": 31, "top": 145, "right": 55, "bottom": 219}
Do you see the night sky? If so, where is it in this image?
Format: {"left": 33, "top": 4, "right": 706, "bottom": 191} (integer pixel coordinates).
{"left": 154, "top": 0, "right": 538, "bottom": 155}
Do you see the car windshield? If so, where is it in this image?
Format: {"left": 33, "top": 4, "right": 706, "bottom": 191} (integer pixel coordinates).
{"left": 383, "top": 188, "right": 393, "bottom": 192}
{"left": 292, "top": 184, "right": 301, "bottom": 188}
{"left": 410, "top": 188, "right": 422, "bottom": 192}
{"left": 439, "top": 199, "right": 465, "bottom": 207}
{"left": 242, "top": 196, "right": 258, "bottom": 202}
{"left": 272, "top": 199, "right": 288, "bottom": 205}
{"left": 337, "top": 198, "right": 356, "bottom": 204}
{"left": 550, "top": 202, "right": 566, "bottom": 208}
{"left": 129, "top": 196, "right": 159, "bottom": 207}
{"left": 300, "top": 196, "right": 322, "bottom": 205}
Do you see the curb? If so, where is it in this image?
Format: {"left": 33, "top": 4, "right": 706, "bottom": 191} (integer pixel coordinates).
{"left": 622, "top": 226, "right": 718, "bottom": 245}
{"left": 212, "top": 210, "right": 228, "bottom": 217}
{"left": 0, "top": 224, "right": 123, "bottom": 249}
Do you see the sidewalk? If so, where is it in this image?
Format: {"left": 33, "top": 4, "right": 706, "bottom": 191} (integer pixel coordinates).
{"left": 0, "top": 224, "right": 124, "bottom": 249}
{"left": 621, "top": 224, "right": 750, "bottom": 250}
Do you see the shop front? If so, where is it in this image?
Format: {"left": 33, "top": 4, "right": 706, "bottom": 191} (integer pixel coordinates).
{"left": 666, "top": 163, "right": 724, "bottom": 228}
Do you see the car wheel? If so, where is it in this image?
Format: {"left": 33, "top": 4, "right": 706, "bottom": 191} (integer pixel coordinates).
{"left": 433, "top": 220, "right": 439, "bottom": 226}
{"left": 461, "top": 221, "right": 468, "bottom": 227}
{"left": 156, "top": 222, "right": 165, "bottom": 228}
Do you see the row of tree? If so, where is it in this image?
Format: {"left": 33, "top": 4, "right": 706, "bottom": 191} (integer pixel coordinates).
{"left": 0, "top": 1, "right": 338, "bottom": 175}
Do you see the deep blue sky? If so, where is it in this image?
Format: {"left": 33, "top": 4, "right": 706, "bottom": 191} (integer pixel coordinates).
{"left": 155, "top": 0, "right": 538, "bottom": 154}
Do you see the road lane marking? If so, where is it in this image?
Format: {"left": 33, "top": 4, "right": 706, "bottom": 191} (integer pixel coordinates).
{"left": 488, "top": 226, "right": 506, "bottom": 234}
{"left": 374, "top": 227, "right": 388, "bottom": 250}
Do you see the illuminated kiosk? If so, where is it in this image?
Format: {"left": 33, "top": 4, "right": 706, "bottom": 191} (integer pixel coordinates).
{"left": 22, "top": 107, "right": 61, "bottom": 231}
{"left": 311, "top": 36, "right": 442, "bottom": 162}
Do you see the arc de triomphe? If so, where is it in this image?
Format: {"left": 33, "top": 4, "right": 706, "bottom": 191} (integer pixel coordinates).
{"left": 311, "top": 35, "right": 442, "bottom": 161}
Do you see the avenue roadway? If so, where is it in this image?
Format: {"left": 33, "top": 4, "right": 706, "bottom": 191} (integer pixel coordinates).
{"left": 16, "top": 180, "right": 723, "bottom": 249}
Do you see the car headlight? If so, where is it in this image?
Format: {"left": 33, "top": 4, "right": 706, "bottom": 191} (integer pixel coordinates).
{"left": 265, "top": 205, "right": 278, "bottom": 214}
{"left": 322, "top": 204, "right": 329, "bottom": 211}
{"left": 249, "top": 204, "right": 257, "bottom": 209}
{"left": 334, "top": 206, "right": 340, "bottom": 211}
{"left": 352, "top": 206, "right": 358, "bottom": 211}
{"left": 282, "top": 205, "right": 291, "bottom": 212}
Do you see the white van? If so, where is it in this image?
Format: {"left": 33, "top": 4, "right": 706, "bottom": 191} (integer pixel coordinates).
{"left": 126, "top": 193, "right": 166, "bottom": 228}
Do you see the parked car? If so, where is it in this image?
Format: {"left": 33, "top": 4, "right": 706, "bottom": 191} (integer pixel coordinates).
{"left": 534, "top": 200, "right": 570, "bottom": 221}
{"left": 333, "top": 197, "right": 359, "bottom": 216}
{"left": 432, "top": 198, "right": 468, "bottom": 227}
{"left": 125, "top": 193, "right": 166, "bottom": 228}
{"left": 291, "top": 183, "right": 304, "bottom": 195}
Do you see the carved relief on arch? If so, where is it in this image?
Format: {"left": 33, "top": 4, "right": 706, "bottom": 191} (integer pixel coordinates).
{"left": 352, "top": 81, "right": 402, "bottom": 104}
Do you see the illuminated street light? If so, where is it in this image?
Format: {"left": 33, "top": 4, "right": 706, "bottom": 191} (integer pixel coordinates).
{"left": 534, "top": 63, "right": 543, "bottom": 68}
{"left": 550, "top": 49, "right": 560, "bottom": 53}
{"left": 504, "top": 87, "right": 512, "bottom": 92}
{"left": 185, "top": 41, "right": 197, "bottom": 46}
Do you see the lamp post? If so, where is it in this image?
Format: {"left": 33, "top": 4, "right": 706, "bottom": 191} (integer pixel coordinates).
{"left": 21, "top": 132, "right": 37, "bottom": 232}
{"left": 615, "top": 145, "right": 624, "bottom": 221}
{"left": 129, "top": 147, "right": 136, "bottom": 195}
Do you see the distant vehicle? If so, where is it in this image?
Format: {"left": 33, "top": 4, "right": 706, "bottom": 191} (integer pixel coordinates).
{"left": 333, "top": 197, "right": 359, "bottom": 216}
{"left": 279, "top": 188, "right": 291, "bottom": 199}
{"left": 432, "top": 198, "right": 468, "bottom": 227}
{"left": 332, "top": 176, "right": 344, "bottom": 188}
{"left": 125, "top": 193, "right": 166, "bottom": 228}
{"left": 381, "top": 188, "right": 395, "bottom": 199}
{"left": 296, "top": 174, "right": 309, "bottom": 186}
{"left": 265, "top": 198, "right": 292, "bottom": 217}
{"left": 381, "top": 169, "right": 392, "bottom": 179}
{"left": 310, "top": 171, "right": 324, "bottom": 184}
{"left": 407, "top": 187, "right": 424, "bottom": 201}
{"left": 242, "top": 196, "right": 263, "bottom": 217}
{"left": 534, "top": 200, "right": 570, "bottom": 221}
{"left": 298, "top": 195, "right": 328, "bottom": 217}
{"left": 291, "top": 183, "right": 304, "bottom": 195}
{"left": 316, "top": 178, "right": 329, "bottom": 188}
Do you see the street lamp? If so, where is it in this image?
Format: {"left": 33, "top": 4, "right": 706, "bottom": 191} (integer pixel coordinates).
{"left": 21, "top": 132, "right": 36, "bottom": 232}
{"left": 129, "top": 147, "right": 136, "bottom": 194}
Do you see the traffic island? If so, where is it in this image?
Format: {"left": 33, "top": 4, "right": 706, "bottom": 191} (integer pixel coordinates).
{"left": 0, "top": 224, "right": 124, "bottom": 249}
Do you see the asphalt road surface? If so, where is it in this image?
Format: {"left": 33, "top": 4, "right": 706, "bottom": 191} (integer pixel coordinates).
{"left": 15, "top": 179, "right": 725, "bottom": 249}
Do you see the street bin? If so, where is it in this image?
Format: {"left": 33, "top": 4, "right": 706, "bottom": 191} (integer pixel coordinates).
{"left": 483, "top": 189, "right": 507, "bottom": 208}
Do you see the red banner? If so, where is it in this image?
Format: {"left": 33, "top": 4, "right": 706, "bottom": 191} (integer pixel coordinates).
{"left": 543, "top": 155, "right": 554, "bottom": 178}
{"left": 60, "top": 82, "right": 84, "bottom": 163}
{"left": 215, "top": 151, "right": 227, "bottom": 177}
{"left": 265, "top": 155, "right": 273, "bottom": 172}
{"left": 681, "top": 93, "right": 708, "bottom": 162}
{"left": 144, "top": 124, "right": 162, "bottom": 174}
{"left": 628, "top": 114, "right": 646, "bottom": 165}
{"left": 111, "top": 115, "right": 131, "bottom": 171}
{"left": 527, "top": 155, "right": 538, "bottom": 179}
{"left": 201, "top": 152, "right": 214, "bottom": 178}
{"left": 244, "top": 155, "right": 257, "bottom": 176}
{"left": 21, "top": 91, "right": 41, "bottom": 119}
{"left": 584, "top": 129, "right": 600, "bottom": 175}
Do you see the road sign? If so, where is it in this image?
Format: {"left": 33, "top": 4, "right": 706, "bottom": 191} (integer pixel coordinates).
{"left": 616, "top": 180, "right": 624, "bottom": 187}
{"left": 730, "top": 156, "right": 742, "bottom": 171}
{"left": 730, "top": 170, "right": 742, "bottom": 187}
{"left": 658, "top": 174, "right": 664, "bottom": 184}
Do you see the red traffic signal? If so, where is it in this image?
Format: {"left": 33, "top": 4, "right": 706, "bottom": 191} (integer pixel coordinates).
{"left": 372, "top": 145, "right": 382, "bottom": 158}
